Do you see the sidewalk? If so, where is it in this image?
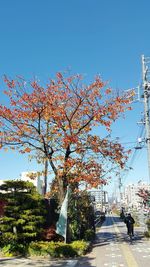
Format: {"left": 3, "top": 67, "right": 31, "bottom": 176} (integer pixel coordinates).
{"left": 75, "top": 247, "right": 96, "bottom": 267}
{"left": 76, "top": 217, "right": 149, "bottom": 267}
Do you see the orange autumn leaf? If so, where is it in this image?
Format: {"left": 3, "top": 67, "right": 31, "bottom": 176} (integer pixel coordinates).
{"left": 0, "top": 73, "right": 133, "bottom": 202}
{"left": 24, "top": 147, "right": 31, "bottom": 153}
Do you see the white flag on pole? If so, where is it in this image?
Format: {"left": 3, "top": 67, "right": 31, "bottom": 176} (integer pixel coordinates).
{"left": 56, "top": 187, "right": 69, "bottom": 242}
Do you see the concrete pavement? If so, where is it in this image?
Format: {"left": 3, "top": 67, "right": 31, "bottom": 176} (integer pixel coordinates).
{"left": 76, "top": 214, "right": 150, "bottom": 267}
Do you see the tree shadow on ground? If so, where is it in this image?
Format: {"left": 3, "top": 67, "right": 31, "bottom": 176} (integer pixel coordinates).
{"left": 75, "top": 255, "right": 95, "bottom": 267}
{"left": 96, "top": 215, "right": 123, "bottom": 227}
{"left": 95, "top": 229, "right": 146, "bottom": 247}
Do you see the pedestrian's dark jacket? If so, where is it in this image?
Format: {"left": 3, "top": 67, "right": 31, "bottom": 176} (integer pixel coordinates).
{"left": 124, "top": 214, "right": 135, "bottom": 235}
{"left": 124, "top": 214, "right": 135, "bottom": 227}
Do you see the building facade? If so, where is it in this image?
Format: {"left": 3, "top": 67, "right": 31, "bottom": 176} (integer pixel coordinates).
{"left": 88, "top": 186, "right": 108, "bottom": 211}
{"left": 121, "top": 181, "right": 150, "bottom": 210}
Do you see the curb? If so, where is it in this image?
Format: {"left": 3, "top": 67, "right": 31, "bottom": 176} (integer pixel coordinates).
{"left": 0, "top": 256, "right": 21, "bottom": 261}
{"left": 0, "top": 257, "right": 78, "bottom": 267}
{"left": 65, "top": 259, "right": 78, "bottom": 266}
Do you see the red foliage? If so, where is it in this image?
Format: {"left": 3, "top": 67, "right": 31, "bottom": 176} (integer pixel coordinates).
{"left": 0, "top": 73, "right": 134, "bottom": 202}
{"left": 42, "top": 225, "right": 64, "bottom": 242}
{"left": 137, "top": 188, "right": 150, "bottom": 203}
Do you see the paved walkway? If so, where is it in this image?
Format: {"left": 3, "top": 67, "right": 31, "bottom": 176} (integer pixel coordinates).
{"left": 76, "top": 214, "right": 150, "bottom": 267}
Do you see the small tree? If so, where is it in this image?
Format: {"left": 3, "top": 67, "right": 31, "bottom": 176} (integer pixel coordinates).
{"left": 0, "top": 73, "right": 134, "bottom": 202}
{"left": 137, "top": 188, "right": 150, "bottom": 208}
{"left": 137, "top": 188, "right": 150, "bottom": 235}
{"left": 0, "top": 180, "right": 46, "bottom": 246}
{"left": 68, "top": 191, "right": 95, "bottom": 241}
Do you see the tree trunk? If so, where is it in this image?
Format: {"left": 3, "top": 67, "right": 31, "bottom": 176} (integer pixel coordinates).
{"left": 43, "top": 159, "right": 48, "bottom": 195}
{"left": 57, "top": 176, "right": 65, "bottom": 204}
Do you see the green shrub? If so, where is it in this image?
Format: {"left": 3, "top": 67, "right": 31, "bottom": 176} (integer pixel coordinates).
{"left": 71, "top": 240, "right": 89, "bottom": 255}
{"left": 0, "top": 240, "right": 90, "bottom": 258}
{"left": 0, "top": 180, "right": 46, "bottom": 246}
{"left": 28, "top": 240, "right": 89, "bottom": 258}
{"left": 29, "top": 241, "right": 76, "bottom": 258}
{"left": 68, "top": 191, "right": 95, "bottom": 241}
{"left": 0, "top": 232, "right": 17, "bottom": 245}
{"left": 53, "top": 242, "right": 77, "bottom": 258}
{"left": 28, "top": 241, "right": 49, "bottom": 256}
{"left": 1, "top": 242, "right": 28, "bottom": 257}
{"left": 83, "top": 229, "right": 95, "bottom": 241}
{"left": 146, "top": 219, "right": 150, "bottom": 231}
{"left": 144, "top": 231, "right": 150, "bottom": 238}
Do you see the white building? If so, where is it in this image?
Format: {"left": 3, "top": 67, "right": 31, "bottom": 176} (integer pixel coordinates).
{"left": 122, "top": 181, "right": 150, "bottom": 209}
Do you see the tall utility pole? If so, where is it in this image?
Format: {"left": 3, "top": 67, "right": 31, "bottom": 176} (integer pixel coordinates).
{"left": 142, "top": 55, "right": 150, "bottom": 184}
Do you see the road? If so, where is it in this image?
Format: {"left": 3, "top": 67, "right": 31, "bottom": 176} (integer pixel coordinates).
{"left": 76, "top": 214, "right": 150, "bottom": 267}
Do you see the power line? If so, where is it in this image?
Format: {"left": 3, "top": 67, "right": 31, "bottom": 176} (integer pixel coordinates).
{"left": 120, "top": 117, "right": 146, "bottom": 185}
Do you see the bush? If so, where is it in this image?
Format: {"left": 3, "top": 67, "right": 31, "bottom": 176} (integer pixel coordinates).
{"left": 144, "top": 231, "right": 150, "bottom": 238}
{"left": 53, "top": 242, "right": 76, "bottom": 258}
{"left": 0, "top": 181, "right": 46, "bottom": 246}
{"left": 0, "top": 240, "right": 90, "bottom": 258}
{"left": 1, "top": 242, "right": 28, "bottom": 257}
{"left": 71, "top": 240, "right": 89, "bottom": 255}
{"left": 68, "top": 191, "right": 95, "bottom": 241}
{"left": 83, "top": 229, "right": 95, "bottom": 241}
{"left": 0, "top": 232, "right": 17, "bottom": 246}
{"left": 28, "top": 241, "right": 49, "bottom": 256}
{"left": 28, "top": 240, "right": 89, "bottom": 258}
{"left": 146, "top": 218, "right": 150, "bottom": 231}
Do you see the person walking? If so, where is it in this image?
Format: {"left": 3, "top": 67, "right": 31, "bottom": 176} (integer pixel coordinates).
{"left": 124, "top": 213, "right": 135, "bottom": 236}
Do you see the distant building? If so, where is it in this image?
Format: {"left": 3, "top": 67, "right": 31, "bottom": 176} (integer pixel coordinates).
{"left": 88, "top": 186, "right": 108, "bottom": 210}
{"left": 122, "top": 181, "right": 150, "bottom": 209}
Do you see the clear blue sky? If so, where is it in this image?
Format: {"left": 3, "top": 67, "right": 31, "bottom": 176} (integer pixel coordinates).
{"left": 0, "top": 0, "right": 149, "bottom": 193}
